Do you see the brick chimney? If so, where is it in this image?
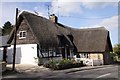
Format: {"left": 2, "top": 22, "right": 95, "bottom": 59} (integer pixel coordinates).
{"left": 49, "top": 14, "right": 58, "bottom": 23}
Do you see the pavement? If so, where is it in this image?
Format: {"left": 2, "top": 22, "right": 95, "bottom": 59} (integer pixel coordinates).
{"left": 6, "top": 64, "right": 118, "bottom": 73}
{"left": 60, "top": 64, "right": 117, "bottom": 73}
{"left": 5, "top": 64, "right": 115, "bottom": 73}
{"left": 2, "top": 64, "right": 119, "bottom": 79}
{"left": 6, "top": 64, "right": 50, "bottom": 73}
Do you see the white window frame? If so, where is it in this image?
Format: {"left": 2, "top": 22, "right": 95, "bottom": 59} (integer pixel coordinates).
{"left": 19, "top": 31, "right": 27, "bottom": 39}
{"left": 80, "top": 53, "right": 89, "bottom": 58}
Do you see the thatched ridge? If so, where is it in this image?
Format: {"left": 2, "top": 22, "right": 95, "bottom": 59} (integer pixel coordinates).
{"left": 7, "top": 11, "right": 113, "bottom": 52}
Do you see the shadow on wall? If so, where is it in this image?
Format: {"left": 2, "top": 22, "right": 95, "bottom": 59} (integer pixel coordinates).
{"left": 7, "top": 47, "right": 21, "bottom": 64}
{"left": 0, "top": 48, "right": 3, "bottom": 61}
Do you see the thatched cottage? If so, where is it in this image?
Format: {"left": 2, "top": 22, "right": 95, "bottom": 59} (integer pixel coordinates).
{"left": 7, "top": 11, "right": 112, "bottom": 65}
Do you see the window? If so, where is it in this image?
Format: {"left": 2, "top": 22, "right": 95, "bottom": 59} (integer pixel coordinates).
{"left": 40, "top": 49, "right": 61, "bottom": 58}
{"left": 80, "top": 53, "right": 89, "bottom": 58}
{"left": 76, "top": 54, "right": 80, "bottom": 58}
{"left": 19, "top": 31, "right": 27, "bottom": 39}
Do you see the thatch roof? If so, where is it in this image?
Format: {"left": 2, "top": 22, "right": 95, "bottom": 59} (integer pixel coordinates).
{"left": 56, "top": 23, "right": 112, "bottom": 52}
{"left": 70, "top": 27, "right": 112, "bottom": 52}
{"left": 7, "top": 11, "right": 112, "bottom": 52}
{"left": 7, "top": 11, "right": 73, "bottom": 49}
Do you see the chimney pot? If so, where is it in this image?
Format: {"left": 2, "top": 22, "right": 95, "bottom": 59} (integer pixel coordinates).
{"left": 49, "top": 14, "right": 58, "bottom": 23}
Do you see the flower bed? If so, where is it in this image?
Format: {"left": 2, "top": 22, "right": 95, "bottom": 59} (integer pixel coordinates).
{"left": 43, "top": 59, "right": 83, "bottom": 70}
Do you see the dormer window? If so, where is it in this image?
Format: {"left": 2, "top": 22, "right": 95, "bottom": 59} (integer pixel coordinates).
{"left": 19, "top": 31, "right": 27, "bottom": 39}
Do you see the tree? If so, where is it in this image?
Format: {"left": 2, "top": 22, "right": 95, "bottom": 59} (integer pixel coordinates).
{"left": 113, "top": 44, "right": 120, "bottom": 58}
{"left": 109, "top": 44, "right": 120, "bottom": 61}
{"left": 2, "top": 21, "right": 13, "bottom": 35}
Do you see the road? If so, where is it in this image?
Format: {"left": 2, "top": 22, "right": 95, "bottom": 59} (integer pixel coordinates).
{"left": 42, "top": 65, "right": 119, "bottom": 78}
{"left": 2, "top": 65, "right": 119, "bottom": 79}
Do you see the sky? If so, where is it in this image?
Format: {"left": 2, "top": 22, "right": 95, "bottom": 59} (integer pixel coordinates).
{"left": 0, "top": 0, "right": 119, "bottom": 46}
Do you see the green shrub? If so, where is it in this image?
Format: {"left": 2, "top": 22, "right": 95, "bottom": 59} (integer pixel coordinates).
{"left": 43, "top": 59, "right": 84, "bottom": 70}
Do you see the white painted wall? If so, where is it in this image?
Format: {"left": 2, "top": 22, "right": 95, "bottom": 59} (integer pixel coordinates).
{"left": 7, "top": 44, "right": 38, "bottom": 65}
{"left": 82, "top": 59, "right": 103, "bottom": 66}
{"left": 0, "top": 48, "right": 3, "bottom": 61}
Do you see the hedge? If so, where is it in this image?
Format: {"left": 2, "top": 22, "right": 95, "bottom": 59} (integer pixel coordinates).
{"left": 43, "top": 59, "right": 83, "bottom": 70}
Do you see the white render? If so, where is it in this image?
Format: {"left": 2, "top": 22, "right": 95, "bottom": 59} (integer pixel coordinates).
{"left": 0, "top": 48, "right": 3, "bottom": 61}
{"left": 73, "top": 55, "right": 103, "bottom": 66}
{"left": 7, "top": 44, "right": 38, "bottom": 65}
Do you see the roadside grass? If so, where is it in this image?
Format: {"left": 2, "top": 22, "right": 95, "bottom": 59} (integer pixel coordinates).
{"left": 2, "top": 66, "right": 21, "bottom": 77}
{"left": 2, "top": 69, "right": 19, "bottom": 76}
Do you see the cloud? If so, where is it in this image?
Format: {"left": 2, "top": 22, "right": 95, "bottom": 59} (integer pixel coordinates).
{"left": 0, "top": 3, "right": 2, "bottom": 28}
{"left": 82, "top": 2, "right": 117, "bottom": 9}
{"left": 50, "top": 0, "right": 118, "bottom": 16}
{"left": 33, "top": 6, "right": 48, "bottom": 18}
{"left": 18, "top": 9, "right": 48, "bottom": 19}
{"left": 0, "top": 2, "right": 49, "bottom": 28}
{"left": 1, "top": 0, "right": 53, "bottom": 2}
{"left": 51, "top": 0, "right": 82, "bottom": 16}
{"left": 80, "top": 15, "right": 118, "bottom": 45}
{"left": 80, "top": 15, "right": 118, "bottom": 30}
{"left": 99, "top": 16, "right": 118, "bottom": 30}
{"left": 52, "top": 0, "right": 119, "bottom": 2}
{"left": 99, "top": 16, "right": 118, "bottom": 45}
{"left": 0, "top": 2, "right": 17, "bottom": 27}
